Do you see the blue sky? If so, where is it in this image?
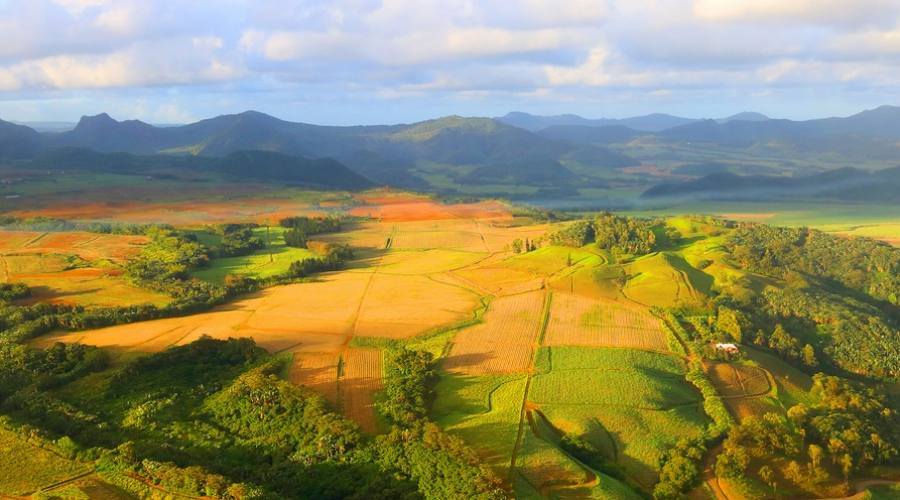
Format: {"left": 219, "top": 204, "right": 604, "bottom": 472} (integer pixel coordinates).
{"left": 1, "top": 0, "right": 900, "bottom": 125}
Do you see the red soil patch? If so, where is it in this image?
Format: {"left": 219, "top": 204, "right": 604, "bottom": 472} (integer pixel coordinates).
{"left": 0, "top": 230, "right": 149, "bottom": 263}
{"left": 719, "top": 212, "right": 778, "bottom": 220}
{"left": 12, "top": 198, "right": 331, "bottom": 226}
{"left": 350, "top": 200, "right": 510, "bottom": 222}
{"left": 12, "top": 268, "right": 113, "bottom": 279}
{"left": 619, "top": 164, "right": 679, "bottom": 178}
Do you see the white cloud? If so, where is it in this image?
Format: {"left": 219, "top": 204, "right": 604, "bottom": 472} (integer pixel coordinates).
{"left": 693, "top": 0, "right": 899, "bottom": 27}
{"left": 0, "top": 0, "right": 899, "bottom": 120}
{"left": 0, "top": 38, "right": 242, "bottom": 91}
{"left": 831, "top": 26, "right": 900, "bottom": 56}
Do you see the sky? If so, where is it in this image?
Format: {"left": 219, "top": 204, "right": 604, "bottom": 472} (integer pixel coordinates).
{"left": 1, "top": 0, "right": 900, "bottom": 125}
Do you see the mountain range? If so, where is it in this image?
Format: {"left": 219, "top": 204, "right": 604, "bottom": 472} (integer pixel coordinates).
{"left": 0, "top": 105, "right": 899, "bottom": 198}
{"left": 641, "top": 166, "right": 900, "bottom": 203}
{"left": 496, "top": 110, "right": 770, "bottom": 132}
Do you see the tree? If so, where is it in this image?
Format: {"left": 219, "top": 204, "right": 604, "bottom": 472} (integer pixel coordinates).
{"left": 511, "top": 239, "right": 523, "bottom": 254}
{"left": 840, "top": 453, "right": 853, "bottom": 480}
{"left": 802, "top": 344, "right": 818, "bottom": 367}
{"left": 808, "top": 444, "right": 823, "bottom": 472}
{"left": 758, "top": 465, "right": 776, "bottom": 497}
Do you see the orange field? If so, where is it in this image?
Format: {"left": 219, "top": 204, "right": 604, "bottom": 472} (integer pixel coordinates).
{"left": 289, "top": 353, "right": 339, "bottom": 405}
{"left": 340, "top": 348, "right": 384, "bottom": 433}
{"left": 0, "top": 230, "right": 150, "bottom": 262}
{"left": 707, "top": 362, "right": 775, "bottom": 420}
{"left": 11, "top": 195, "right": 332, "bottom": 226}
{"left": 707, "top": 363, "right": 771, "bottom": 398}
{"left": 349, "top": 196, "right": 510, "bottom": 222}
{"left": 444, "top": 290, "right": 546, "bottom": 374}
{"left": 354, "top": 273, "right": 481, "bottom": 339}
{"left": 544, "top": 292, "right": 667, "bottom": 351}
{"left": 0, "top": 230, "right": 169, "bottom": 307}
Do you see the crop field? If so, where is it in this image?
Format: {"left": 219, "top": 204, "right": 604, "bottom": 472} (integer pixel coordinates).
{"left": 390, "top": 222, "right": 490, "bottom": 251}
{"left": 444, "top": 291, "right": 546, "bottom": 374}
{"left": 191, "top": 226, "right": 317, "bottom": 284}
{"left": 707, "top": 362, "right": 771, "bottom": 398}
{"left": 0, "top": 230, "right": 151, "bottom": 261}
{"left": 743, "top": 347, "right": 814, "bottom": 409}
{"left": 707, "top": 361, "right": 776, "bottom": 420}
{"left": 289, "top": 353, "right": 339, "bottom": 405}
{"left": 353, "top": 273, "right": 481, "bottom": 339}
{"left": 349, "top": 197, "right": 510, "bottom": 222}
{"left": 377, "top": 248, "right": 487, "bottom": 275}
{"left": 432, "top": 373, "right": 528, "bottom": 474}
{"left": 340, "top": 348, "right": 384, "bottom": 433}
{"left": 0, "top": 426, "right": 89, "bottom": 495}
{"left": 0, "top": 230, "right": 169, "bottom": 307}
{"left": 515, "top": 415, "right": 590, "bottom": 494}
{"left": 548, "top": 261, "right": 623, "bottom": 300}
{"left": 513, "top": 409, "right": 643, "bottom": 499}
{"left": 502, "top": 245, "right": 603, "bottom": 277}
{"left": 623, "top": 253, "right": 704, "bottom": 307}
{"left": 9, "top": 182, "right": 344, "bottom": 225}
{"left": 34, "top": 271, "right": 374, "bottom": 352}
{"left": 529, "top": 347, "right": 708, "bottom": 487}
{"left": 627, "top": 201, "right": 900, "bottom": 246}
{"left": 544, "top": 292, "right": 667, "bottom": 350}
{"left": 315, "top": 221, "right": 394, "bottom": 250}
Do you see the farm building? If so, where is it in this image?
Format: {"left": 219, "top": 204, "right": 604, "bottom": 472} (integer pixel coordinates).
{"left": 715, "top": 343, "right": 740, "bottom": 353}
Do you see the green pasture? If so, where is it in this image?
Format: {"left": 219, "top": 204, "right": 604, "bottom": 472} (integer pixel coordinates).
{"left": 190, "top": 226, "right": 316, "bottom": 284}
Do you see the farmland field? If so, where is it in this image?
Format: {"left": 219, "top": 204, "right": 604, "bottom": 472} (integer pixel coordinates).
{"left": 432, "top": 373, "right": 528, "bottom": 474}
{"left": 9, "top": 184, "right": 899, "bottom": 500}
{"left": 529, "top": 347, "right": 709, "bottom": 487}
{"left": 190, "top": 226, "right": 317, "bottom": 284}
{"left": 288, "top": 352, "right": 339, "bottom": 405}
{"left": 0, "top": 230, "right": 169, "bottom": 307}
{"left": 622, "top": 253, "right": 704, "bottom": 308}
{"left": 444, "top": 290, "right": 547, "bottom": 374}
{"left": 0, "top": 425, "right": 89, "bottom": 495}
{"left": 544, "top": 291, "right": 667, "bottom": 350}
{"left": 340, "top": 348, "right": 384, "bottom": 433}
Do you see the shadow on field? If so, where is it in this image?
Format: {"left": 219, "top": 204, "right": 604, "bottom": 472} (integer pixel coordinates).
{"left": 22, "top": 285, "right": 101, "bottom": 304}
{"left": 440, "top": 352, "right": 497, "bottom": 374}
{"left": 343, "top": 248, "right": 388, "bottom": 270}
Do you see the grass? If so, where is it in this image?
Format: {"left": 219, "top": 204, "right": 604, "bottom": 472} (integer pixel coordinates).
{"left": 190, "top": 226, "right": 316, "bottom": 284}
{"left": 431, "top": 373, "right": 527, "bottom": 474}
{"left": 743, "top": 346, "right": 814, "bottom": 409}
{"left": 502, "top": 245, "right": 604, "bottom": 276}
{"left": 625, "top": 201, "right": 900, "bottom": 245}
{"left": 0, "top": 425, "right": 88, "bottom": 495}
{"left": 529, "top": 347, "right": 709, "bottom": 488}
{"left": 531, "top": 347, "right": 697, "bottom": 408}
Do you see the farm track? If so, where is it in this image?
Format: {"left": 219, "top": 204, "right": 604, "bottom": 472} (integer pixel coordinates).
{"left": 333, "top": 226, "right": 394, "bottom": 430}
{"left": 72, "top": 235, "right": 101, "bottom": 248}
{"left": 21, "top": 232, "right": 48, "bottom": 248}
{"left": 508, "top": 288, "right": 551, "bottom": 479}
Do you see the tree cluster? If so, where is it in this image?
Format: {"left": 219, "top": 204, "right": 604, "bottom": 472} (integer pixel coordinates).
{"left": 280, "top": 216, "right": 343, "bottom": 249}
{"left": 716, "top": 375, "right": 899, "bottom": 490}
{"left": 548, "top": 213, "right": 657, "bottom": 255}
{"left": 216, "top": 224, "right": 264, "bottom": 257}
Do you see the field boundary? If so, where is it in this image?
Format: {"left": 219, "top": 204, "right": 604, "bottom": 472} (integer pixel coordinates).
{"left": 508, "top": 287, "right": 552, "bottom": 478}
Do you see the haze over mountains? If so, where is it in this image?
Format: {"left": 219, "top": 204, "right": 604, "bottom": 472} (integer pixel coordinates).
{"left": 0, "top": 105, "right": 898, "bottom": 202}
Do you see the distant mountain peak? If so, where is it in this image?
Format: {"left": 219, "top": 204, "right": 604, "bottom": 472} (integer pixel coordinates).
{"left": 77, "top": 112, "right": 116, "bottom": 125}
{"left": 717, "top": 112, "right": 770, "bottom": 123}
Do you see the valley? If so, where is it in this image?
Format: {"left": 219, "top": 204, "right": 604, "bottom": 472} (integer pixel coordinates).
{"left": 0, "top": 187, "right": 896, "bottom": 499}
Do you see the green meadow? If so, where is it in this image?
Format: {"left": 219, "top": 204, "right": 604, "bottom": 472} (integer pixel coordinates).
{"left": 190, "top": 226, "right": 316, "bottom": 284}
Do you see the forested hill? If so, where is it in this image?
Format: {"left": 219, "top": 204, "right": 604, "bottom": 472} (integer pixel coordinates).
{"left": 641, "top": 167, "right": 900, "bottom": 203}
{"left": 31, "top": 147, "right": 376, "bottom": 190}
{"left": 1, "top": 111, "right": 638, "bottom": 188}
